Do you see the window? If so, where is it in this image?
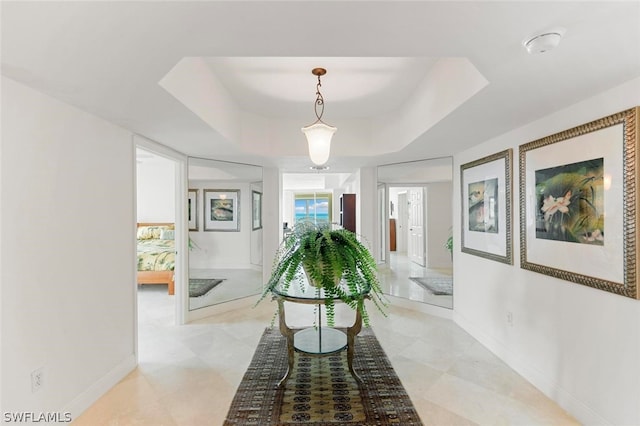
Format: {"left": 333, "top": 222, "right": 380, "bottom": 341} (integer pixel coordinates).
{"left": 294, "top": 193, "right": 332, "bottom": 225}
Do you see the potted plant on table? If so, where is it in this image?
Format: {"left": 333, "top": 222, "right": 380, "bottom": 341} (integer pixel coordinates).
{"left": 257, "top": 221, "right": 387, "bottom": 326}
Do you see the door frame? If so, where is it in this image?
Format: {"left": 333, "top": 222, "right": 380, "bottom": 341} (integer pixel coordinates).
{"left": 381, "top": 183, "right": 427, "bottom": 269}
{"left": 134, "top": 135, "right": 188, "bottom": 344}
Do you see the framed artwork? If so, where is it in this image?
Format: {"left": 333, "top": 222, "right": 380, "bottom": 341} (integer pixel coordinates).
{"left": 203, "top": 189, "right": 240, "bottom": 232}
{"left": 187, "top": 189, "right": 198, "bottom": 231}
{"left": 252, "top": 190, "right": 262, "bottom": 230}
{"left": 460, "top": 149, "right": 513, "bottom": 264}
{"left": 519, "top": 107, "right": 639, "bottom": 299}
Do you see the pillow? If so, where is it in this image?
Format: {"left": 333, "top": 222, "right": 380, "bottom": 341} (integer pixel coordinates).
{"left": 137, "top": 225, "right": 174, "bottom": 240}
{"left": 137, "top": 226, "right": 156, "bottom": 240}
{"left": 160, "top": 229, "right": 175, "bottom": 240}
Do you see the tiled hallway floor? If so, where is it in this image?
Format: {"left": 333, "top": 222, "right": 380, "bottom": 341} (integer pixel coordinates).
{"left": 75, "top": 286, "right": 578, "bottom": 425}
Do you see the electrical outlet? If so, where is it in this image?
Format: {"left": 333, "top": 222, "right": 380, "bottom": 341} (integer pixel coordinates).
{"left": 506, "top": 311, "right": 514, "bottom": 327}
{"left": 31, "top": 367, "right": 44, "bottom": 393}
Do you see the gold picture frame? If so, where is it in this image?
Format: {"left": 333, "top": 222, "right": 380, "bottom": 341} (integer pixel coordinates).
{"left": 460, "top": 149, "right": 513, "bottom": 264}
{"left": 519, "top": 107, "right": 639, "bottom": 299}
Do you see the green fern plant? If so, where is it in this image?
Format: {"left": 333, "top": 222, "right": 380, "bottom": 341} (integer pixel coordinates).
{"left": 257, "top": 221, "right": 387, "bottom": 326}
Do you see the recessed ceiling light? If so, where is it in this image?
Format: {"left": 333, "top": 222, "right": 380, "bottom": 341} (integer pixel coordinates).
{"left": 523, "top": 28, "right": 566, "bottom": 54}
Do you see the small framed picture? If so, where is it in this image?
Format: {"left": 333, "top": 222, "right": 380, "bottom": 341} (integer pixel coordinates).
{"left": 460, "top": 149, "right": 513, "bottom": 264}
{"left": 519, "top": 107, "right": 639, "bottom": 299}
{"left": 203, "top": 189, "right": 240, "bottom": 232}
{"left": 252, "top": 190, "right": 262, "bottom": 230}
{"left": 187, "top": 189, "right": 198, "bottom": 231}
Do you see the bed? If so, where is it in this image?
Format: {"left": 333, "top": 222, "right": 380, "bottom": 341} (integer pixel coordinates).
{"left": 137, "top": 223, "right": 176, "bottom": 295}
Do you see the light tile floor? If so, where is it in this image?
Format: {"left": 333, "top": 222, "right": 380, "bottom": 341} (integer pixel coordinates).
{"left": 380, "top": 252, "right": 453, "bottom": 309}
{"left": 75, "top": 283, "right": 578, "bottom": 425}
{"left": 188, "top": 268, "right": 263, "bottom": 310}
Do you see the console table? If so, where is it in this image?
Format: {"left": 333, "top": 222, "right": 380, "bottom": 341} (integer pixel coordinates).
{"left": 271, "top": 278, "right": 370, "bottom": 387}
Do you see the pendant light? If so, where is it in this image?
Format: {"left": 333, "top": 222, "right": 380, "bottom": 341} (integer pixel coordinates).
{"left": 301, "top": 68, "right": 337, "bottom": 166}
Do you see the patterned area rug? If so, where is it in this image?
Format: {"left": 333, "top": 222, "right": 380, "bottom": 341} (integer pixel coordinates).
{"left": 188, "top": 278, "right": 224, "bottom": 297}
{"left": 224, "top": 327, "right": 423, "bottom": 425}
{"left": 409, "top": 275, "right": 453, "bottom": 295}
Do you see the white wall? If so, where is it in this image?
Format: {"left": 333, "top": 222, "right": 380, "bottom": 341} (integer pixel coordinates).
{"left": 453, "top": 77, "right": 640, "bottom": 425}
{"left": 136, "top": 156, "right": 175, "bottom": 223}
{"left": 262, "top": 167, "right": 280, "bottom": 284}
{"left": 358, "top": 167, "right": 378, "bottom": 260}
{"left": 0, "top": 75, "right": 4, "bottom": 418}
{"left": 426, "top": 182, "right": 452, "bottom": 268}
{"left": 188, "top": 181, "right": 253, "bottom": 269}
{"left": 388, "top": 187, "right": 405, "bottom": 220}
{"left": 1, "top": 77, "right": 136, "bottom": 419}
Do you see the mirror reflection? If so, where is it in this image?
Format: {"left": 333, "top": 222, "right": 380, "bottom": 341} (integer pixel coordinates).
{"left": 377, "top": 158, "right": 453, "bottom": 309}
{"left": 188, "top": 157, "right": 263, "bottom": 310}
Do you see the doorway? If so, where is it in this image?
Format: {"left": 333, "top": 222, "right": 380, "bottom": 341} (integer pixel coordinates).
{"left": 135, "top": 145, "right": 186, "bottom": 367}
{"left": 378, "top": 158, "right": 453, "bottom": 310}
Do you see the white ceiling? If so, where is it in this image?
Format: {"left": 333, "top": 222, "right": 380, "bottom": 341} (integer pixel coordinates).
{"left": 202, "top": 57, "right": 440, "bottom": 119}
{"left": 3, "top": 2, "right": 639, "bottom": 174}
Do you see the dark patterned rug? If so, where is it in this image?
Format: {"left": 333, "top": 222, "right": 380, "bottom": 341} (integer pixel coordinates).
{"left": 188, "top": 278, "right": 224, "bottom": 297}
{"left": 409, "top": 276, "right": 453, "bottom": 296}
{"left": 224, "top": 327, "right": 423, "bottom": 425}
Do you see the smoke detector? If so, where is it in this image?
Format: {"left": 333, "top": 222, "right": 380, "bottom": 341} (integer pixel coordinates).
{"left": 523, "top": 29, "right": 566, "bottom": 54}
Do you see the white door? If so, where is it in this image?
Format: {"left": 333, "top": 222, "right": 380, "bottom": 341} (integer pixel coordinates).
{"left": 378, "top": 184, "right": 386, "bottom": 263}
{"left": 397, "top": 192, "right": 408, "bottom": 253}
{"left": 408, "top": 188, "right": 425, "bottom": 266}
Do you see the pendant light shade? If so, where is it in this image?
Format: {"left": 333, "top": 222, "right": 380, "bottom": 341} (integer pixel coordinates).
{"left": 302, "top": 68, "right": 336, "bottom": 166}
{"left": 302, "top": 122, "right": 337, "bottom": 166}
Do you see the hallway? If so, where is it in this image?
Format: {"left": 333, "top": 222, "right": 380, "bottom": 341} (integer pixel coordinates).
{"left": 75, "top": 284, "right": 575, "bottom": 425}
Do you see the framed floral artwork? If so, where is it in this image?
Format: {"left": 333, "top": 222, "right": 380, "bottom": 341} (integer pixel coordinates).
{"left": 460, "top": 149, "right": 513, "bottom": 264}
{"left": 519, "top": 107, "right": 639, "bottom": 299}
{"left": 203, "top": 189, "right": 240, "bottom": 232}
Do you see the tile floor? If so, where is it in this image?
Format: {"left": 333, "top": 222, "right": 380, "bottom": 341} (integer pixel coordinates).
{"left": 74, "top": 280, "right": 578, "bottom": 425}
{"left": 380, "top": 252, "right": 453, "bottom": 309}
{"left": 188, "top": 268, "right": 263, "bottom": 310}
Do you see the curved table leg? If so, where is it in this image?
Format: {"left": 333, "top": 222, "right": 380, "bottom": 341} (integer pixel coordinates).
{"left": 276, "top": 298, "right": 294, "bottom": 387}
{"left": 346, "top": 298, "right": 364, "bottom": 385}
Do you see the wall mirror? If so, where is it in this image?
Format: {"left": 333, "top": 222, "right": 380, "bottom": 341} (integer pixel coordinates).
{"left": 377, "top": 157, "right": 453, "bottom": 309}
{"left": 188, "top": 157, "right": 263, "bottom": 310}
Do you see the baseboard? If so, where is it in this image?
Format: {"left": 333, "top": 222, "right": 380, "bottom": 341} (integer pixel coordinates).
{"left": 62, "top": 354, "right": 137, "bottom": 422}
{"left": 453, "top": 311, "right": 610, "bottom": 426}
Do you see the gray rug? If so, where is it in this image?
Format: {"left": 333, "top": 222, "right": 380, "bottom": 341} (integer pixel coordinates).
{"left": 409, "top": 276, "right": 453, "bottom": 296}
{"left": 189, "top": 278, "right": 224, "bottom": 297}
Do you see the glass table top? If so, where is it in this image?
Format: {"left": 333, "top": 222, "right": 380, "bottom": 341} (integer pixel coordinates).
{"left": 271, "top": 275, "right": 371, "bottom": 301}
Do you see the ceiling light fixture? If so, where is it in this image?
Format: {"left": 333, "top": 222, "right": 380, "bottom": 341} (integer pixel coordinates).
{"left": 523, "top": 29, "right": 565, "bottom": 54}
{"left": 302, "top": 68, "right": 337, "bottom": 166}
